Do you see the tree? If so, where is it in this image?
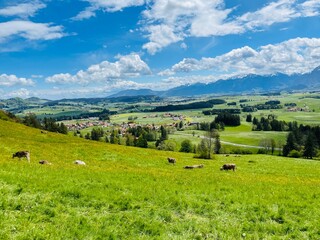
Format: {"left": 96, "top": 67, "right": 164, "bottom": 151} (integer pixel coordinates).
{"left": 136, "top": 135, "right": 148, "bottom": 148}
{"left": 180, "top": 139, "right": 193, "bottom": 153}
{"left": 246, "top": 114, "right": 252, "bottom": 122}
{"left": 196, "top": 130, "right": 216, "bottom": 159}
{"left": 196, "top": 138, "right": 212, "bottom": 159}
{"left": 91, "top": 127, "right": 104, "bottom": 141}
{"left": 303, "top": 132, "right": 317, "bottom": 159}
{"left": 205, "top": 129, "right": 217, "bottom": 159}
{"left": 160, "top": 125, "right": 168, "bottom": 141}
{"left": 145, "top": 131, "right": 157, "bottom": 141}
{"left": 179, "top": 121, "right": 184, "bottom": 130}
{"left": 259, "top": 138, "right": 272, "bottom": 154}
{"left": 23, "top": 114, "right": 41, "bottom": 129}
{"left": 125, "top": 133, "right": 135, "bottom": 146}
{"left": 110, "top": 130, "right": 120, "bottom": 144}
{"left": 214, "top": 132, "right": 221, "bottom": 154}
{"left": 270, "top": 139, "right": 276, "bottom": 155}
{"left": 283, "top": 132, "right": 298, "bottom": 156}
{"left": 85, "top": 133, "right": 91, "bottom": 140}
{"left": 157, "top": 141, "right": 175, "bottom": 151}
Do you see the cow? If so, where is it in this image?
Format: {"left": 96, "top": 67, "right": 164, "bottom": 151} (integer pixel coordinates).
{"left": 184, "top": 164, "right": 204, "bottom": 169}
{"left": 39, "top": 160, "right": 52, "bottom": 165}
{"left": 12, "top": 151, "right": 30, "bottom": 162}
{"left": 74, "top": 160, "right": 86, "bottom": 165}
{"left": 220, "top": 164, "right": 236, "bottom": 171}
{"left": 167, "top": 157, "right": 176, "bottom": 164}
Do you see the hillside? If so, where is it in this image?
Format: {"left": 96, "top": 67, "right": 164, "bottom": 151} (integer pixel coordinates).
{"left": 0, "top": 109, "right": 20, "bottom": 122}
{"left": 0, "top": 120, "right": 320, "bottom": 238}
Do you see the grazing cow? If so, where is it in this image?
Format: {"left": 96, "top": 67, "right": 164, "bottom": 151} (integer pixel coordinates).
{"left": 220, "top": 164, "right": 236, "bottom": 171}
{"left": 167, "top": 157, "right": 176, "bottom": 164}
{"left": 39, "top": 160, "right": 52, "bottom": 165}
{"left": 12, "top": 151, "right": 30, "bottom": 162}
{"left": 74, "top": 160, "right": 86, "bottom": 165}
{"left": 184, "top": 164, "right": 204, "bottom": 169}
{"left": 41, "top": 130, "right": 48, "bottom": 134}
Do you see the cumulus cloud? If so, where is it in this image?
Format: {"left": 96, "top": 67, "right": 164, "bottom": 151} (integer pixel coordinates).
{"left": 141, "top": 0, "right": 320, "bottom": 54}
{"left": 70, "top": 0, "right": 320, "bottom": 53}
{"left": 72, "top": 0, "right": 145, "bottom": 20}
{"left": 0, "top": 2, "right": 46, "bottom": 18}
{"left": 0, "top": 74, "right": 35, "bottom": 87}
{"left": 0, "top": 20, "right": 65, "bottom": 43}
{"left": 46, "top": 54, "right": 151, "bottom": 84}
{"left": 4, "top": 88, "right": 32, "bottom": 99}
{"left": 299, "top": 0, "right": 320, "bottom": 17}
{"left": 164, "top": 37, "right": 320, "bottom": 77}
{"left": 142, "top": 24, "right": 184, "bottom": 54}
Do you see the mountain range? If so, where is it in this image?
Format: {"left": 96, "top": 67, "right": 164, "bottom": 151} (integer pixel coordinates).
{"left": 110, "top": 66, "right": 320, "bottom": 98}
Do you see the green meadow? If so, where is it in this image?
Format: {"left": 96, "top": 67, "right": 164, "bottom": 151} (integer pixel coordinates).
{"left": 0, "top": 119, "right": 320, "bottom": 239}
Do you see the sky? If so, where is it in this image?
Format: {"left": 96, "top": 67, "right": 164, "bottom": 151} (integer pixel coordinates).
{"left": 0, "top": 0, "right": 319, "bottom": 100}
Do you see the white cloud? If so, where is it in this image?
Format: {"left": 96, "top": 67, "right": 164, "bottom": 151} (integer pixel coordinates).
{"left": 0, "top": 2, "right": 46, "bottom": 18}
{"left": 46, "top": 54, "right": 151, "bottom": 84}
{"left": 299, "top": 0, "right": 320, "bottom": 17}
{"left": 4, "top": 88, "right": 32, "bottom": 99}
{"left": 0, "top": 74, "right": 35, "bottom": 87}
{"left": 180, "top": 42, "right": 187, "bottom": 50}
{"left": 141, "top": 0, "right": 320, "bottom": 54}
{"left": 142, "top": 24, "right": 184, "bottom": 54}
{"left": 142, "top": 0, "right": 233, "bottom": 54}
{"left": 0, "top": 20, "right": 65, "bottom": 43}
{"left": 165, "top": 37, "right": 320, "bottom": 76}
{"left": 73, "top": 0, "right": 145, "bottom": 20}
{"left": 238, "top": 0, "right": 299, "bottom": 30}
{"left": 28, "top": 80, "right": 153, "bottom": 99}
{"left": 158, "top": 69, "right": 175, "bottom": 77}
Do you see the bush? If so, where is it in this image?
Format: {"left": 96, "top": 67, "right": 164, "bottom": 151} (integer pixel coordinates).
{"left": 230, "top": 149, "right": 253, "bottom": 155}
{"left": 257, "top": 149, "right": 267, "bottom": 154}
{"left": 180, "top": 139, "right": 193, "bottom": 153}
{"left": 157, "top": 141, "right": 175, "bottom": 151}
{"left": 288, "top": 150, "right": 302, "bottom": 158}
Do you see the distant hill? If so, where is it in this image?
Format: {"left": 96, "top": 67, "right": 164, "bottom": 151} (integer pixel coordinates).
{"left": 110, "top": 66, "right": 320, "bottom": 97}
{"left": 108, "top": 89, "right": 164, "bottom": 98}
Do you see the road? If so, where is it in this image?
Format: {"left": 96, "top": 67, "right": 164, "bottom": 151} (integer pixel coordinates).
{"left": 175, "top": 132, "right": 281, "bottom": 150}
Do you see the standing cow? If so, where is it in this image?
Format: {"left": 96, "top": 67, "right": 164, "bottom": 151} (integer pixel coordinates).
{"left": 167, "top": 157, "right": 176, "bottom": 164}
{"left": 12, "top": 151, "right": 30, "bottom": 162}
{"left": 220, "top": 163, "right": 236, "bottom": 171}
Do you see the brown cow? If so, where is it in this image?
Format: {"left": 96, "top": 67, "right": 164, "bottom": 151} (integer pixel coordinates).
{"left": 167, "top": 157, "right": 176, "bottom": 164}
{"left": 220, "top": 164, "right": 236, "bottom": 171}
{"left": 184, "top": 164, "right": 204, "bottom": 169}
{"left": 12, "top": 151, "right": 30, "bottom": 162}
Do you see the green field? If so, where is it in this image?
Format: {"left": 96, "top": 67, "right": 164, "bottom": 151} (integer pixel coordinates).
{"left": 0, "top": 119, "right": 320, "bottom": 239}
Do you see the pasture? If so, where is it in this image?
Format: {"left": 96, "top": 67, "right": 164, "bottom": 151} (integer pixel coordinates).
{"left": 0, "top": 120, "right": 320, "bottom": 239}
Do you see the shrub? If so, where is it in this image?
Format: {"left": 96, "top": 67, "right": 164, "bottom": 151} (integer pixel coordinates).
{"left": 180, "top": 140, "right": 193, "bottom": 153}
{"left": 288, "top": 150, "right": 302, "bottom": 158}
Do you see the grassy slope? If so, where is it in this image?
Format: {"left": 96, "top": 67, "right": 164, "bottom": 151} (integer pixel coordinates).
{"left": 0, "top": 120, "right": 320, "bottom": 239}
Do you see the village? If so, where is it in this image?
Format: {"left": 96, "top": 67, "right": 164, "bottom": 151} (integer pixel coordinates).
{"left": 65, "top": 113, "right": 190, "bottom": 134}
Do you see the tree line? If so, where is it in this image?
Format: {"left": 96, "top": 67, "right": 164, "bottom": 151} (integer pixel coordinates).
{"left": 283, "top": 124, "right": 320, "bottom": 159}
{"left": 23, "top": 114, "right": 68, "bottom": 134}
{"left": 150, "top": 99, "right": 226, "bottom": 112}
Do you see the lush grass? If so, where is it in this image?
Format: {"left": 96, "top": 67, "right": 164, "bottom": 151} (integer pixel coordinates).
{"left": 1, "top": 120, "right": 320, "bottom": 239}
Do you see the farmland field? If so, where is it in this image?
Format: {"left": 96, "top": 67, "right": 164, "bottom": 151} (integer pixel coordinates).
{"left": 0, "top": 119, "right": 320, "bottom": 239}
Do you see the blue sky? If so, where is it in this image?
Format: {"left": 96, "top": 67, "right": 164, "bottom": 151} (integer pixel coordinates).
{"left": 0, "top": 0, "right": 319, "bottom": 99}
